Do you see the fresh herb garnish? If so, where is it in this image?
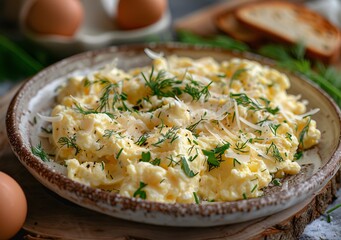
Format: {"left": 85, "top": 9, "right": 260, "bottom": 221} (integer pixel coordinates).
{"left": 251, "top": 184, "right": 258, "bottom": 193}
{"left": 187, "top": 112, "right": 207, "bottom": 132}
{"left": 233, "top": 158, "right": 241, "bottom": 167}
{"left": 229, "top": 68, "right": 247, "bottom": 87}
{"left": 298, "top": 116, "right": 311, "bottom": 149}
{"left": 142, "top": 66, "right": 182, "bottom": 98}
{"left": 181, "top": 156, "right": 198, "bottom": 178}
{"left": 152, "top": 127, "right": 179, "bottom": 147}
{"left": 31, "top": 142, "right": 49, "bottom": 162}
{"left": 58, "top": 136, "right": 81, "bottom": 155}
{"left": 139, "top": 152, "right": 161, "bottom": 166}
{"left": 103, "top": 129, "right": 123, "bottom": 139}
{"left": 116, "top": 148, "right": 124, "bottom": 159}
{"left": 184, "top": 78, "right": 212, "bottom": 101}
{"left": 266, "top": 142, "right": 284, "bottom": 162}
{"left": 294, "top": 151, "right": 303, "bottom": 160}
{"left": 285, "top": 132, "right": 293, "bottom": 141}
{"left": 230, "top": 93, "right": 278, "bottom": 115}
{"left": 269, "top": 123, "right": 281, "bottom": 136}
{"left": 259, "top": 97, "right": 280, "bottom": 115}
{"left": 140, "top": 151, "right": 151, "bottom": 162}
{"left": 202, "top": 142, "right": 230, "bottom": 171}
{"left": 41, "top": 126, "right": 52, "bottom": 134}
{"left": 193, "top": 192, "right": 200, "bottom": 204}
{"left": 74, "top": 102, "right": 115, "bottom": 118}
{"left": 272, "top": 178, "right": 281, "bottom": 186}
{"left": 135, "top": 133, "right": 149, "bottom": 146}
{"left": 234, "top": 139, "right": 249, "bottom": 153}
{"left": 133, "top": 181, "right": 147, "bottom": 199}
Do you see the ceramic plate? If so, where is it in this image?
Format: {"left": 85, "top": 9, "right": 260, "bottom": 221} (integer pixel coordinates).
{"left": 6, "top": 43, "right": 341, "bottom": 227}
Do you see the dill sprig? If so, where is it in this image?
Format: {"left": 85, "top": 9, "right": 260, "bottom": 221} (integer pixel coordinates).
{"left": 142, "top": 66, "right": 182, "bottom": 98}
{"left": 58, "top": 135, "right": 81, "bottom": 155}
{"left": 269, "top": 123, "right": 281, "bottom": 136}
{"left": 193, "top": 192, "right": 200, "bottom": 204}
{"left": 133, "top": 181, "right": 147, "bottom": 199}
{"left": 135, "top": 133, "right": 149, "bottom": 146}
{"left": 187, "top": 112, "right": 207, "bottom": 132}
{"left": 230, "top": 93, "right": 279, "bottom": 115}
{"left": 181, "top": 156, "right": 198, "bottom": 178}
{"left": 31, "top": 142, "right": 49, "bottom": 162}
{"left": 74, "top": 102, "right": 115, "bottom": 118}
{"left": 98, "top": 82, "right": 118, "bottom": 112}
{"left": 152, "top": 127, "right": 180, "bottom": 147}
{"left": 140, "top": 151, "right": 161, "bottom": 166}
{"left": 97, "top": 81, "right": 131, "bottom": 112}
{"left": 183, "top": 77, "right": 212, "bottom": 101}
{"left": 103, "top": 129, "right": 124, "bottom": 139}
{"left": 266, "top": 142, "right": 284, "bottom": 162}
{"left": 202, "top": 142, "right": 230, "bottom": 171}
{"left": 234, "top": 139, "right": 249, "bottom": 153}
{"left": 298, "top": 116, "right": 311, "bottom": 149}
{"left": 229, "top": 68, "right": 247, "bottom": 87}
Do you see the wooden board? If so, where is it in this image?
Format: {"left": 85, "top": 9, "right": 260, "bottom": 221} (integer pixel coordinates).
{"left": 174, "top": 0, "right": 258, "bottom": 37}
{"left": 0, "top": 86, "right": 340, "bottom": 239}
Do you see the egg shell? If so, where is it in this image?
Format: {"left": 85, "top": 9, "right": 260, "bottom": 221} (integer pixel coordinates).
{"left": 24, "top": 0, "right": 84, "bottom": 37}
{"left": 116, "top": 0, "right": 167, "bottom": 30}
{"left": 0, "top": 172, "right": 27, "bottom": 240}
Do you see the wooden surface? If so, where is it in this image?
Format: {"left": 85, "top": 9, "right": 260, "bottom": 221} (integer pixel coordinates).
{"left": 1, "top": 1, "right": 341, "bottom": 238}
{"left": 0, "top": 82, "right": 340, "bottom": 240}
{"left": 174, "top": 0, "right": 258, "bottom": 37}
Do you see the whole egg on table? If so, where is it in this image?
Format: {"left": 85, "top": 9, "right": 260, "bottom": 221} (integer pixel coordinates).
{"left": 36, "top": 49, "right": 320, "bottom": 204}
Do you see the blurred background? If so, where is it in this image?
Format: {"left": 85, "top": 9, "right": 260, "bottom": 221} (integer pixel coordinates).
{"left": 0, "top": 0, "right": 223, "bottom": 95}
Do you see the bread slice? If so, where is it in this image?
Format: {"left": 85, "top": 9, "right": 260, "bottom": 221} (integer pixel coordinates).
{"left": 215, "top": 9, "right": 263, "bottom": 44}
{"left": 235, "top": 1, "right": 341, "bottom": 63}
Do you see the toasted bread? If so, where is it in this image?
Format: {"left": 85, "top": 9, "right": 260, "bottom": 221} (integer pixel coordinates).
{"left": 215, "top": 9, "right": 263, "bottom": 44}
{"left": 235, "top": 1, "right": 341, "bottom": 63}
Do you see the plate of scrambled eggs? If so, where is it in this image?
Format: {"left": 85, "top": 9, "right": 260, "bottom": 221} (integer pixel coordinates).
{"left": 7, "top": 43, "right": 341, "bottom": 226}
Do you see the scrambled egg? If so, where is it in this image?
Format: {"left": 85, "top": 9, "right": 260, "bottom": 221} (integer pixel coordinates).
{"left": 47, "top": 51, "right": 321, "bottom": 203}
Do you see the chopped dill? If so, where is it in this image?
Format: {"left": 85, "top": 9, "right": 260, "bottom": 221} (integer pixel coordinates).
{"left": 31, "top": 142, "right": 49, "bottom": 162}
{"left": 135, "top": 133, "right": 149, "bottom": 146}
{"left": 152, "top": 127, "right": 180, "bottom": 147}
{"left": 202, "top": 142, "right": 230, "bottom": 171}
{"left": 193, "top": 192, "right": 200, "bottom": 204}
{"left": 187, "top": 112, "right": 207, "bottom": 132}
{"left": 266, "top": 142, "right": 284, "bottom": 162}
{"left": 133, "top": 181, "right": 147, "bottom": 199}
{"left": 58, "top": 136, "right": 81, "bottom": 155}
{"left": 181, "top": 156, "right": 198, "bottom": 178}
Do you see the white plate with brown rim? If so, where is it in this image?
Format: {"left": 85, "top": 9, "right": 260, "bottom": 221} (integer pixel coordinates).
{"left": 6, "top": 43, "right": 341, "bottom": 227}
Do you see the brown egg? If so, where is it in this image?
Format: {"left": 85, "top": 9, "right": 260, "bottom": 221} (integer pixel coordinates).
{"left": 117, "top": 0, "right": 167, "bottom": 30}
{"left": 25, "top": 0, "right": 84, "bottom": 37}
{"left": 0, "top": 172, "right": 27, "bottom": 240}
